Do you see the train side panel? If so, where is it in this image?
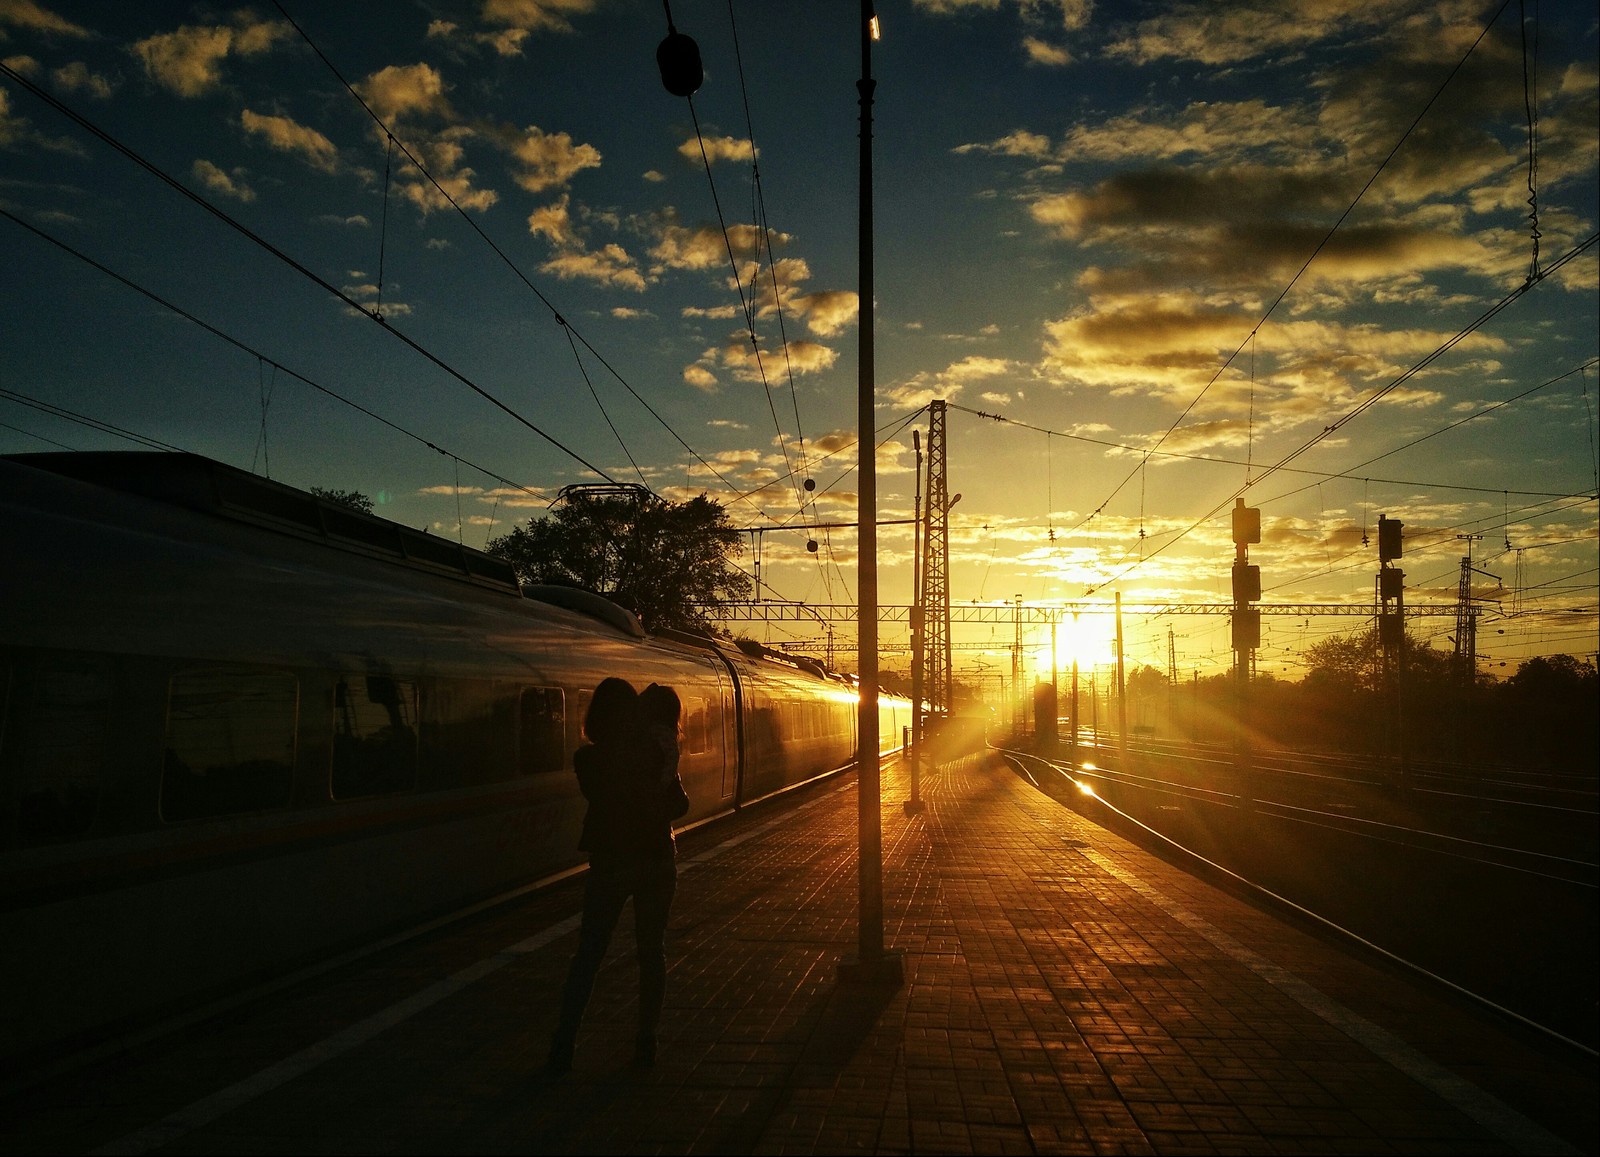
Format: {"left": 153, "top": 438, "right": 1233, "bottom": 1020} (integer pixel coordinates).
{"left": 0, "top": 453, "right": 907, "bottom": 1074}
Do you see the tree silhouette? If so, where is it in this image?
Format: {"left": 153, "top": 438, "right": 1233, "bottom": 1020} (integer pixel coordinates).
{"left": 486, "top": 486, "right": 751, "bottom": 634}
{"left": 310, "top": 486, "right": 375, "bottom": 515}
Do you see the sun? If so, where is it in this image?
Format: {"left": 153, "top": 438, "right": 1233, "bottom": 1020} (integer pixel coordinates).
{"left": 1042, "top": 617, "right": 1116, "bottom": 672}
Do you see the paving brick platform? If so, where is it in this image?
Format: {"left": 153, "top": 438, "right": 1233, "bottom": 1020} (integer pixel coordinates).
{"left": 2, "top": 751, "right": 1594, "bottom": 1155}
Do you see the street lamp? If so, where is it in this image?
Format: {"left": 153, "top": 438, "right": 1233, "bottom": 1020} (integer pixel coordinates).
{"left": 844, "top": 0, "right": 900, "bottom": 987}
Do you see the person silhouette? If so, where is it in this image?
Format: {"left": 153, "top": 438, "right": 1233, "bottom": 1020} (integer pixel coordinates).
{"left": 547, "top": 677, "right": 689, "bottom": 1073}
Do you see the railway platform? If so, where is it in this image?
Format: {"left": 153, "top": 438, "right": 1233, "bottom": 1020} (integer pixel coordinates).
{"left": 2, "top": 750, "right": 1594, "bottom": 1155}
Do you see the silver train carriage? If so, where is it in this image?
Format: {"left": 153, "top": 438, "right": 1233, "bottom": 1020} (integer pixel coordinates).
{"left": 0, "top": 452, "right": 909, "bottom": 1077}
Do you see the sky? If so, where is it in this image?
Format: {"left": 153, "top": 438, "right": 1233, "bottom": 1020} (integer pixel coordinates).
{"left": 2, "top": 0, "right": 1597, "bottom": 690}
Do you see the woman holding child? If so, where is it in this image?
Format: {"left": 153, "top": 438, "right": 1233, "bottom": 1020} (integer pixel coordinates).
{"left": 547, "top": 678, "right": 690, "bottom": 1074}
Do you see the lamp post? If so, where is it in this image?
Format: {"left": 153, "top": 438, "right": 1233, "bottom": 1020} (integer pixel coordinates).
{"left": 661, "top": 0, "right": 897, "bottom": 987}
{"left": 907, "top": 430, "right": 924, "bottom": 816}
{"left": 842, "top": 0, "right": 900, "bottom": 986}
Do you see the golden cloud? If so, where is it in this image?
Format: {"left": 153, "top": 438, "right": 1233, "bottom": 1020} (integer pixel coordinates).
{"left": 131, "top": 17, "right": 289, "bottom": 98}
{"left": 240, "top": 109, "right": 338, "bottom": 172}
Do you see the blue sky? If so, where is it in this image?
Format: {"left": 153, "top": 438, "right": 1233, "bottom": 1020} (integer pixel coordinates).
{"left": 2, "top": 0, "right": 1596, "bottom": 683}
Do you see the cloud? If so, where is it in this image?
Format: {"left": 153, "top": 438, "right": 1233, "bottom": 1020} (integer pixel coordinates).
{"left": 130, "top": 15, "right": 290, "bottom": 97}
{"left": 481, "top": 0, "right": 598, "bottom": 36}
{"left": 481, "top": 484, "right": 550, "bottom": 509}
{"left": 952, "top": 128, "right": 1052, "bottom": 159}
{"left": 649, "top": 216, "right": 785, "bottom": 273}
{"left": 393, "top": 129, "right": 499, "bottom": 214}
{"left": 50, "top": 61, "right": 115, "bottom": 99}
{"left": 683, "top": 364, "right": 718, "bottom": 392}
{"left": 354, "top": 62, "right": 451, "bottom": 123}
{"left": 791, "top": 289, "right": 859, "bottom": 337}
{"left": 0, "top": 1, "right": 90, "bottom": 37}
{"left": 503, "top": 124, "right": 601, "bottom": 193}
{"left": 677, "top": 134, "right": 756, "bottom": 165}
{"left": 682, "top": 304, "right": 739, "bottom": 320}
{"left": 541, "top": 243, "right": 646, "bottom": 291}
{"left": 1102, "top": 0, "right": 1428, "bottom": 67}
{"left": 340, "top": 280, "right": 413, "bottom": 318}
{"left": 0, "top": 86, "right": 25, "bottom": 147}
{"left": 611, "top": 306, "right": 653, "bottom": 319}
{"left": 192, "top": 158, "right": 255, "bottom": 201}
{"left": 1038, "top": 291, "right": 1505, "bottom": 425}
{"left": 240, "top": 108, "right": 338, "bottom": 172}
{"left": 526, "top": 194, "right": 578, "bottom": 246}
{"left": 419, "top": 484, "right": 487, "bottom": 496}
{"left": 692, "top": 335, "right": 838, "bottom": 385}
{"left": 1022, "top": 37, "right": 1071, "bottom": 66}
{"left": 883, "top": 354, "right": 1014, "bottom": 410}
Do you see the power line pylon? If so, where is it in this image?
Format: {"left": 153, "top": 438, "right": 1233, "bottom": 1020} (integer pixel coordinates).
{"left": 920, "top": 399, "right": 952, "bottom": 716}
{"left": 1453, "top": 534, "right": 1483, "bottom": 684}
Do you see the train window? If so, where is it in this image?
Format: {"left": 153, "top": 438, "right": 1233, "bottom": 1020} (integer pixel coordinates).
{"left": 162, "top": 667, "right": 296, "bottom": 822}
{"left": 331, "top": 675, "right": 418, "bottom": 799}
{"left": 684, "top": 697, "right": 710, "bottom": 756}
{"left": 11, "top": 656, "right": 108, "bottom": 844}
{"left": 576, "top": 688, "right": 593, "bottom": 740}
{"left": 420, "top": 679, "right": 515, "bottom": 788}
{"left": 518, "top": 687, "right": 565, "bottom": 775}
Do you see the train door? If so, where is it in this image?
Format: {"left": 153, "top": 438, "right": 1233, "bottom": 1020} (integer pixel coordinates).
{"left": 705, "top": 663, "right": 737, "bottom": 800}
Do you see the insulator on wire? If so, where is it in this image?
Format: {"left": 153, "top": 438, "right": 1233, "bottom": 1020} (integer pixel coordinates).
{"left": 657, "top": 30, "right": 702, "bottom": 97}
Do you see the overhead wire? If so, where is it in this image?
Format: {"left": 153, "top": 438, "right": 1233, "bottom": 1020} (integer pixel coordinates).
{"left": 1066, "top": 230, "right": 1600, "bottom": 597}
{"left": 1, "top": 207, "right": 550, "bottom": 506}
{"left": 0, "top": 387, "right": 188, "bottom": 454}
{"left": 950, "top": 394, "right": 1591, "bottom": 501}
{"left": 268, "top": 1, "right": 781, "bottom": 519}
{"left": 717, "top": 0, "right": 841, "bottom": 595}
{"left": 0, "top": 58, "right": 617, "bottom": 486}
{"left": 1067, "top": 0, "right": 1518, "bottom": 536}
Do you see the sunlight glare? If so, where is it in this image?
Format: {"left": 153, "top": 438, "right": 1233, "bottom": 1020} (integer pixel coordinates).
{"left": 1043, "top": 617, "right": 1115, "bottom": 672}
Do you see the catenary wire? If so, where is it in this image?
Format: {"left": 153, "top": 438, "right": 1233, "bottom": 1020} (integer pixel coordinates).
{"left": 0, "top": 59, "right": 616, "bottom": 485}
{"left": 269, "top": 1, "right": 782, "bottom": 519}
{"left": 1, "top": 207, "right": 550, "bottom": 505}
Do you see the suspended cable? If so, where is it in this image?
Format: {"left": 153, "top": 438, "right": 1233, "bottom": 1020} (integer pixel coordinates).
{"left": 1520, "top": 0, "right": 1542, "bottom": 283}
{"left": 1, "top": 207, "right": 548, "bottom": 504}
{"left": 0, "top": 387, "right": 188, "bottom": 454}
{"left": 1071, "top": 0, "right": 1517, "bottom": 534}
{"left": 0, "top": 419, "right": 76, "bottom": 451}
{"left": 561, "top": 323, "right": 649, "bottom": 488}
{"left": 0, "top": 59, "right": 617, "bottom": 485}
{"left": 376, "top": 131, "right": 394, "bottom": 321}
{"left": 268, "top": 2, "right": 779, "bottom": 519}
{"left": 949, "top": 361, "right": 1596, "bottom": 500}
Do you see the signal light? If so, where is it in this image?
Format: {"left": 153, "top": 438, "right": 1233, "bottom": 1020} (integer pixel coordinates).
{"left": 1379, "top": 568, "right": 1404, "bottom": 599}
{"left": 1232, "top": 499, "right": 1261, "bottom": 546}
{"left": 1378, "top": 515, "right": 1402, "bottom": 561}
{"left": 1232, "top": 562, "right": 1261, "bottom": 602}
{"left": 1231, "top": 608, "right": 1260, "bottom": 651}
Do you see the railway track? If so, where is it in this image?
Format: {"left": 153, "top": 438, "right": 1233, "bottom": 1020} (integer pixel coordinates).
{"left": 999, "top": 740, "right": 1600, "bottom": 1056}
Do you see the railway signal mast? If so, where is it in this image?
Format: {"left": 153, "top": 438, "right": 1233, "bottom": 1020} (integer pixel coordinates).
{"left": 1231, "top": 498, "right": 1261, "bottom": 798}
{"left": 1377, "top": 515, "right": 1407, "bottom": 785}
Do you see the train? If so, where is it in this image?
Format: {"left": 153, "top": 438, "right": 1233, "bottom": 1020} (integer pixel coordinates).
{"left": 0, "top": 450, "right": 910, "bottom": 1078}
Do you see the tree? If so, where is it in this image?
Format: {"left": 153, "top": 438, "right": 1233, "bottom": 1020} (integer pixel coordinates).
{"left": 311, "top": 486, "right": 375, "bottom": 515}
{"left": 486, "top": 485, "right": 752, "bottom": 634}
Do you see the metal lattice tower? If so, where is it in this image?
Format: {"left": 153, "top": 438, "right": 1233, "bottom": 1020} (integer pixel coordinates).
{"left": 920, "top": 400, "right": 951, "bottom": 713}
{"left": 1453, "top": 541, "right": 1481, "bottom": 683}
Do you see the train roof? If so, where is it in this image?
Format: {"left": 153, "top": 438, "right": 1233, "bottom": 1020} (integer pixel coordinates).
{"left": 6, "top": 450, "right": 525, "bottom": 593}
{"left": 1, "top": 451, "right": 864, "bottom": 690}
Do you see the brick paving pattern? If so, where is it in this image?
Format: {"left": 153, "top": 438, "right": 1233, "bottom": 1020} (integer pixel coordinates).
{"left": 2, "top": 752, "right": 1593, "bottom": 1155}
